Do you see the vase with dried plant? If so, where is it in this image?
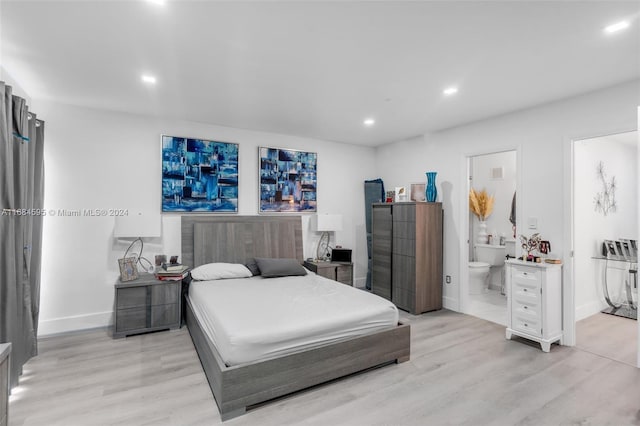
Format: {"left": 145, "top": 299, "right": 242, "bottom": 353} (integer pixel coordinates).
{"left": 469, "top": 188, "right": 495, "bottom": 244}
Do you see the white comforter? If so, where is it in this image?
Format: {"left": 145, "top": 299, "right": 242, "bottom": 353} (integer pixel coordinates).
{"left": 188, "top": 271, "right": 399, "bottom": 366}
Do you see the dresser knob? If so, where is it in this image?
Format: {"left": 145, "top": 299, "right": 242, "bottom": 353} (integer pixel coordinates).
{"left": 524, "top": 306, "right": 528, "bottom": 309}
{"left": 524, "top": 323, "right": 528, "bottom": 327}
{"left": 524, "top": 289, "right": 527, "bottom": 292}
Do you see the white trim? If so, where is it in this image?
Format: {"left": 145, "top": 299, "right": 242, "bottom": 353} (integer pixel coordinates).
{"left": 443, "top": 296, "right": 460, "bottom": 311}
{"left": 564, "top": 124, "right": 638, "bottom": 354}
{"left": 575, "top": 300, "right": 608, "bottom": 322}
{"left": 38, "top": 311, "right": 113, "bottom": 337}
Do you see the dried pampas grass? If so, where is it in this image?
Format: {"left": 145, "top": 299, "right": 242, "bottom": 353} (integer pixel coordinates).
{"left": 469, "top": 188, "right": 494, "bottom": 221}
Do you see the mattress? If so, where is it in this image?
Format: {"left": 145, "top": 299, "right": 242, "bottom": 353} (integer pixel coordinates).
{"left": 188, "top": 271, "right": 399, "bottom": 366}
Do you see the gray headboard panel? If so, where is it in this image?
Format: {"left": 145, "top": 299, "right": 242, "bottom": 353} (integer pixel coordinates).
{"left": 181, "top": 216, "right": 304, "bottom": 268}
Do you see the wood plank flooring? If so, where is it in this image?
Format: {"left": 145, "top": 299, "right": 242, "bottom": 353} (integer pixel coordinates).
{"left": 9, "top": 310, "right": 640, "bottom": 426}
{"left": 576, "top": 312, "right": 637, "bottom": 367}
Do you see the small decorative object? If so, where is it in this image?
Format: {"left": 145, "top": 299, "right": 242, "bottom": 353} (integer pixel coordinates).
{"left": 594, "top": 161, "right": 617, "bottom": 216}
{"left": 155, "top": 255, "right": 167, "bottom": 267}
{"left": 162, "top": 135, "right": 239, "bottom": 213}
{"left": 519, "top": 233, "right": 542, "bottom": 259}
{"left": 410, "top": 183, "right": 426, "bottom": 201}
{"left": 118, "top": 257, "right": 139, "bottom": 282}
{"left": 395, "top": 187, "right": 407, "bottom": 202}
{"left": 170, "top": 255, "right": 179, "bottom": 265}
{"left": 539, "top": 240, "right": 551, "bottom": 256}
{"left": 469, "top": 188, "right": 494, "bottom": 244}
{"left": 259, "top": 146, "right": 317, "bottom": 213}
{"left": 425, "top": 172, "right": 438, "bottom": 202}
{"left": 386, "top": 190, "right": 395, "bottom": 203}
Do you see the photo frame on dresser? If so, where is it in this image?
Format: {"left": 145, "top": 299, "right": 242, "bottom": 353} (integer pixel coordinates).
{"left": 118, "top": 257, "right": 139, "bottom": 282}
{"left": 259, "top": 146, "right": 317, "bottom": 213}
{"left": 161, "top": 135, "right": 239, "bottom": 213}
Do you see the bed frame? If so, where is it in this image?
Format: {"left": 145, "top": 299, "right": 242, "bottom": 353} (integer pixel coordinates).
{"left": 181, "top": 216, "right": 410, "bottom": 421}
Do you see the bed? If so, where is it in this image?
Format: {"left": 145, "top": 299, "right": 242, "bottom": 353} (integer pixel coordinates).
{"left": 181, "top": 215, "right": 410, "bottom": 421}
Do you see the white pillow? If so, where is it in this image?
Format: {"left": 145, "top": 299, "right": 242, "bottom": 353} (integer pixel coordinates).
{"left": 190, "top": 263, "right": 252, "bottom": 281}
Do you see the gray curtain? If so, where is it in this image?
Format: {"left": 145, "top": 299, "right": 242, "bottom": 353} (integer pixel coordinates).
{"left": 364, "top": 178, "right": 385, "bottom": 290}
{"left": 0, "top": 81, "right": 45, "bottom": 389}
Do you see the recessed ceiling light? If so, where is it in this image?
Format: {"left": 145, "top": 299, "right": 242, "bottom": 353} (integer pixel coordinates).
{"left": 147, "top": 0, "right": 166, "bottom": 5}
{"left": 364, "top": 118, "right": 375, "bottom": 126}
{"left": 443, "top": 86, "right": 458, "bottom": 96}
{"left": 604, "top": 20, "right": 630, "bottom": 34}
{"left": 141, "top": 75, "right": 157, "bottom": 84}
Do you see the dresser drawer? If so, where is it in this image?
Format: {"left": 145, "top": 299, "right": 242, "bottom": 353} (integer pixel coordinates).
{"left": 513, "top": 296, "right": 541, "bottom": 319}
{"left": 512, "top": 267, "right": 540, "bottom": 284}
{"left": 512, "top": 314, "right": 541, "bottom": 337}
{"left": 513, "top": 281, "right": 540, "bottom": 304}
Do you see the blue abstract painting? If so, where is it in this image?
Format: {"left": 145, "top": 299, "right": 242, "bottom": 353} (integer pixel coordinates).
{"left": 162, "top": 135, "right": 239, "bottom": 212}
{"left": 259, "top": 147, "right": 317, "bottom": 213}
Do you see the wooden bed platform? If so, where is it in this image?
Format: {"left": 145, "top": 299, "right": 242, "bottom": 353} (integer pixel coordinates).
{"left": 181, "top": 215, "right": 411, "bottom": 421}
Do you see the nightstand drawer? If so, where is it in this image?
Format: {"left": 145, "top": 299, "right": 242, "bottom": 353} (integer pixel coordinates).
{"left": 151, "top": 282, "right": 180, "bottom": 305}
{"left": 116, "top": 287, "right": 147, "bottom": 309}
{"left": 336, "top": 266, "right": 352, "bottom": 285}
{"left": 151, "top": 304, "right": 179, "bottom": 327}
{"left": 116, "top": 307, "right": 147, "bottom": 332}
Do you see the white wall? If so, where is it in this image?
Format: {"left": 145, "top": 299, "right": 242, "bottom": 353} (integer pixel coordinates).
{"left": 574, "top": 134, "right": 638, "bottom": 320}
{"left": 33, "top": 100, "right": 376, "bottom": 335}
{"left": 375, "top": 80, "right": 640, "bottom": 311}
{"left": 470, "top": 150, "right": 517, "bottom": 245}
{"left": 1, "top": 66, "right": 32, "bottom": 103}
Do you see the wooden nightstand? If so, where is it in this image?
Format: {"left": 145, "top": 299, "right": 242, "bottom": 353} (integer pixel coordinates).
{"left": 304, "top": 260, "right": 353, "bottom": 285}
{"left": 113, "top": 273, "right": 182, "bottom": 338}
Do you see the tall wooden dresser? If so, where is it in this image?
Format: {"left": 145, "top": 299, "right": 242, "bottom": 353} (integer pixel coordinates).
{"left": 371, "top": 202, "right": 443, "bottom": 314}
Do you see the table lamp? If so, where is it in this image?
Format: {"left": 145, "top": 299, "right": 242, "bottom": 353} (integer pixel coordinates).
{"left": 114, "top": 211, "right": 161, "bottom": 275}
{"left": 314, "top": 214, "right": 342, "bottom": 261}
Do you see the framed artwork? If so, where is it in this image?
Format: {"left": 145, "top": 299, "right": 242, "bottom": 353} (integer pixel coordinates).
{"left": 259, "top": 147, "right": 317, "bottom": 213}
{"left": 161, "top": 135, "right": 239, "bottom": 212}
{"left": 118, "top": 257, "right": 139, "bottom": 282}
{"left": 395, "top": 187, "right": 407, "bottom": 202}
{"left": 410, "top": 183, "right": 426, "bottom": 201}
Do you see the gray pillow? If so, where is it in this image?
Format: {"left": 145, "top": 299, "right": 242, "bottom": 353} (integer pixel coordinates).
{"left": 254, "top": 258, "right": 307, "bottom": 278}
{"left": 245, "top": 258, "right": 261, "bottom": 276}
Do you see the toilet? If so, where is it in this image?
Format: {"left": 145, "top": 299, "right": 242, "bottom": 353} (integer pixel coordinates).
{"left": 469, "top": 244, "right": 506, "bottom": 294}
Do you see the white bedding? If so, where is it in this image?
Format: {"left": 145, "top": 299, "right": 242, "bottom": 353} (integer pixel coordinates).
{"left": 188, "top": 271, "right": 399, "bottom": 366}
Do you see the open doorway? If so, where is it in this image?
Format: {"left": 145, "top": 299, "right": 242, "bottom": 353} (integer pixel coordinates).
{"left": 464, "top": 150, "right": 517, "bottom": 325}
{"left": 572, "top": 130, "right": 638, "bottom": 367}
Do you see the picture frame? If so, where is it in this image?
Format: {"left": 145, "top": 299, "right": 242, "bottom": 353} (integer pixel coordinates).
{"left": 604, "top": 239, "right": 623, "bottom": 259}
{"left": 410, "top": 183, "right": 426, "bottom": 201}
{"left": 395, "top": 187, "right": 407, "bottom": 202}
{"left": 161, "top": 135, "right": 239, "bottom": 213}
{"left": 259, "top": 147, "right": 317, "bottom": 213}
{"left": 118, "top": 257, "right": 139, "bottom": 282}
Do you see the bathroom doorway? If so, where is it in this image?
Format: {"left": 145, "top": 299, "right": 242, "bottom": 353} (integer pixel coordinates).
{"left": 572, "top": 130, "right": 638, "bottom": 367}
{"left": 464, "top": 149, "right": 517, "bottom": 326}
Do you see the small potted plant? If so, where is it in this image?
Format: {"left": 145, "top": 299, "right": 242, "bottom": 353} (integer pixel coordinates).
{"left": 520, "top": 233, "right": 542, "bottom": 261}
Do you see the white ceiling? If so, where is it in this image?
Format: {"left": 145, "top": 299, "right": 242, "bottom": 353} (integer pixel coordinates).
{"left": 1, "top": 1, "right": 639, "bottom": 146}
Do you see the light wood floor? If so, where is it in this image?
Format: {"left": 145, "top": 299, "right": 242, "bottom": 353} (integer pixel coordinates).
{"left": 576, "top": 312, "right": 638, "bottom": 367}
{"left": 9, "top": 310, "right": 640, "bottom": 426}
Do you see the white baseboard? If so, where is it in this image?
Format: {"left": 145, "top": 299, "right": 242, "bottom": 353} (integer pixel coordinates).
{"left": 443, "top": 296, "right": 460, "bottom": 312}
{"left": 38, "top": 311, "right": 113, "bottom": 337}
{"left": 575, "top": 300, "right": 608, "bottom": 322}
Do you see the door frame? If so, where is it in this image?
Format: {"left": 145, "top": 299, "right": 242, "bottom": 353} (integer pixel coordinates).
{"left": 563, "top": 126, "right": 638, "bottom": 368}
{"left": 458, "top": 146, "right": 522, "bottom": 315}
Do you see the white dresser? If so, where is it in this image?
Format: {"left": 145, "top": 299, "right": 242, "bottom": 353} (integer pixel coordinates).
{"left": 505, "top": 259, "right": 563, "bottom": 352}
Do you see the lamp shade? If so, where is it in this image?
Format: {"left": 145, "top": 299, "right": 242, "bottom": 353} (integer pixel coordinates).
{"left": 114, "top": 211, "right": 161, "bottom": 238}
{"left": 315, "top": 214, "right": 343, "bottom": 232}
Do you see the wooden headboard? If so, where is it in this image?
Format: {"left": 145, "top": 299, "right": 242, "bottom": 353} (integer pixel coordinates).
{"left": 181, "top": 216, "right": 304, "bottom": 268}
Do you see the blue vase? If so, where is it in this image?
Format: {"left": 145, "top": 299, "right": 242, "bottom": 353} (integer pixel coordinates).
{"left": 425, "top": 172, "right": 437, "bottom": 202}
